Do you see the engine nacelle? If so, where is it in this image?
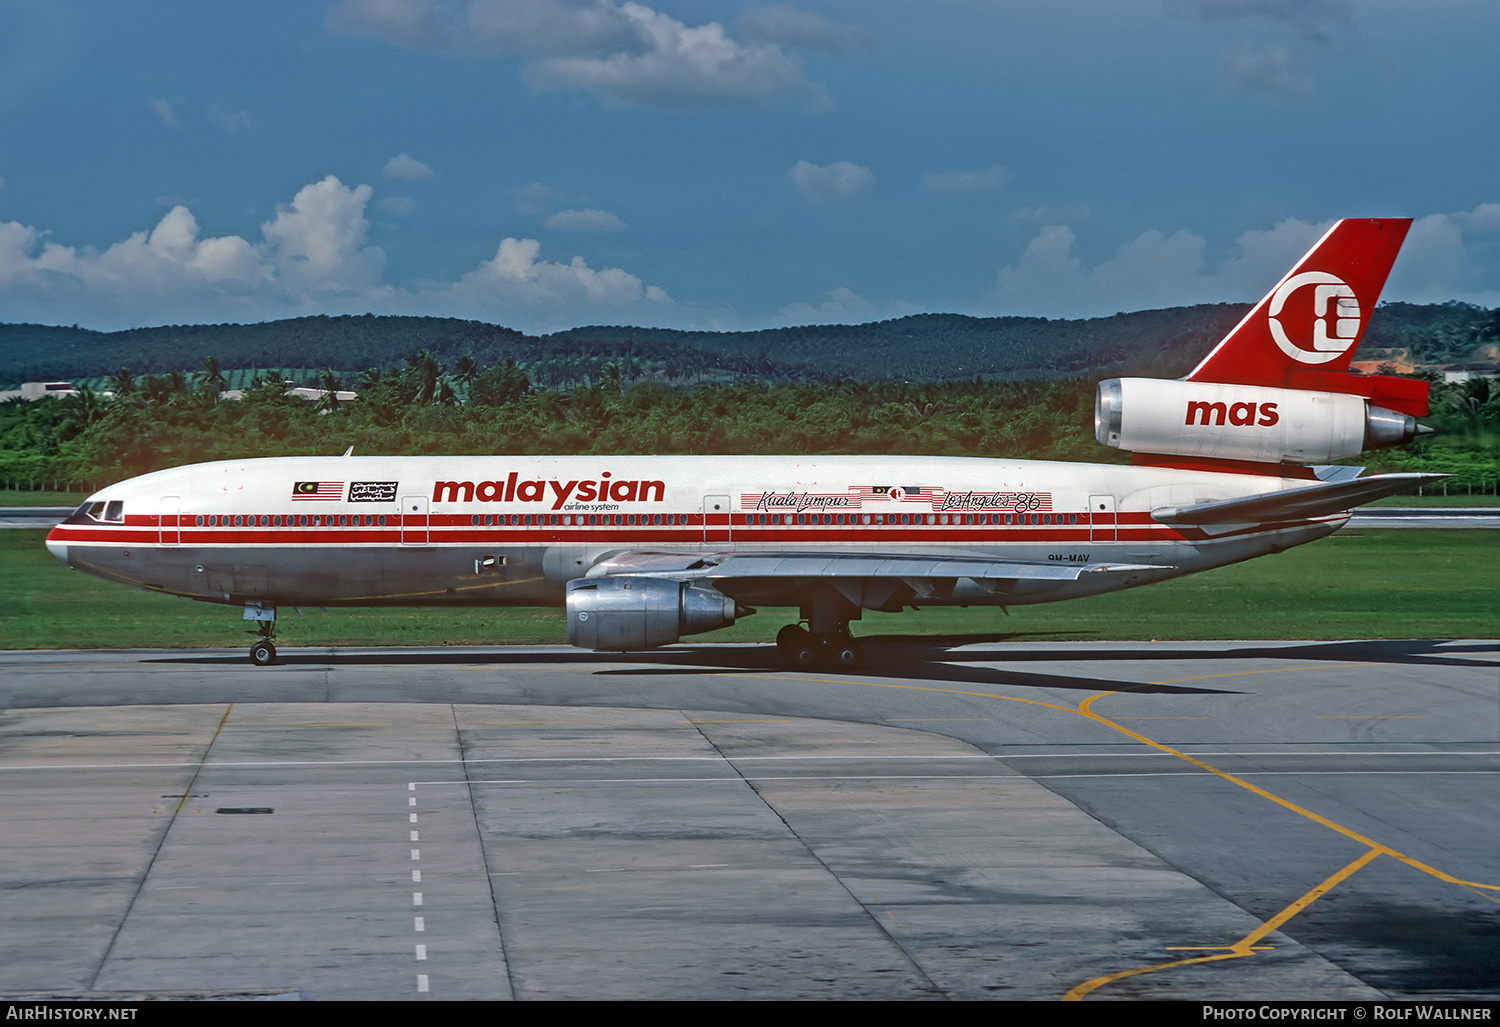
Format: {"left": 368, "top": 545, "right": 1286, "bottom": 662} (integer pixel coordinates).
{"left": 1095, "top": 378, "right": 1422, "bottom": 464}
{"left": 566, "top": 576, "right": 737, "bottom": 650}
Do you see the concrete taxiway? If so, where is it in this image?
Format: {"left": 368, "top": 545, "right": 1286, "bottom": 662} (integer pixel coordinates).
{"left": 0, "top": 639, "right": 1495, "bottom": 1001}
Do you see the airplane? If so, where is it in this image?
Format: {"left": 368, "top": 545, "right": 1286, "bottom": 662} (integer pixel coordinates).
{"left": 45, "top": 218, "right": 1437, "bottom": 668}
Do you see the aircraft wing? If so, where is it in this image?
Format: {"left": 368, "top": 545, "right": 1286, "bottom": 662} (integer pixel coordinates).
{"left": 587, "top": 550, "right": 1172, "bottom": 606}
{"left": 1151, "top": 472, "right": 1442, "bottom": 526}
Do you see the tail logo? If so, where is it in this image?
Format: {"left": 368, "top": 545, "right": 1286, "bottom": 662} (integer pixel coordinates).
{"left": 1267, "top": 271, "right": 1362, "bottom": 365}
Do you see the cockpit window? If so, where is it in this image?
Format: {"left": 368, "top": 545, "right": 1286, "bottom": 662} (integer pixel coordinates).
{"left": 64, "top": 500, "right": 125, "bottom": 525}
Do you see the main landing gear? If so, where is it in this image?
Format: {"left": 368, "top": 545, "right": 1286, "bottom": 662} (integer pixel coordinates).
{"left": 775, "top": 594, "right": 863, "bottom": 670}
{"left": 244, "top": 602, "right": 277, "bottom": 666}
{"left": 776, "top": 624, "right": 862, "bottom": 670}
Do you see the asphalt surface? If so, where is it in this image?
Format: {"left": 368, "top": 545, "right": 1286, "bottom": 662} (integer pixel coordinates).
{"left": 0, "top": 639, "right": 1495, "bottom": 1001}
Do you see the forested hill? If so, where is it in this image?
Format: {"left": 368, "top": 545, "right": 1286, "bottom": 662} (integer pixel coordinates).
{"left": 1, "top": 301, "right": 1495, "bottom": 389}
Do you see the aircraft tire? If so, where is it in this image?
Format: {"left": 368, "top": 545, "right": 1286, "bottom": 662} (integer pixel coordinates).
{"left": 832, "top": 642, "right": 861, "bottom": 670}
{"left": 249, "top": 640, "right": 277, "bottom": 667}
{"left": 790, "top": 645, "right": 819, "bottom": 669}
{"left": 776, "top": 624, "right": 811, "bottom": 652}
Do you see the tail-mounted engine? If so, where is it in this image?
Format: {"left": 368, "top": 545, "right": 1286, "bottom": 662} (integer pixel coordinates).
{"left": 1095, "top": 378, "right": 1424, "bottom": 465}
{"left": 566, "top": 576, "right": 737, "bottom": 650}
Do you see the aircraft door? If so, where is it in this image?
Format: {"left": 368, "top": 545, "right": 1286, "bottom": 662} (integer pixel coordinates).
{"left": 160, "top": 496, "right": 181, "bottom": 546}
{"left": 1088, "top": 495, "right": 1117, "bottom": 543}
{"left": 703, "top": 495, "right": 731, "bottom": 545}
{"left": 401, "top": 495, "right": 428, "bottom": 545}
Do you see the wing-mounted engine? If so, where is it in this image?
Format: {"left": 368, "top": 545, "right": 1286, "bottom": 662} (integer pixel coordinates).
{"left": 1095, "top": 377, "right": 1425, "bottom": 465}
{"left": 566, "top": 577, "right": 738, "bottom": 651}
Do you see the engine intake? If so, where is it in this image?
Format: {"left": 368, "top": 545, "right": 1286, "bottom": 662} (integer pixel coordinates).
{"left": 1095, "top": 378, "right": 1423, "bottom": 465}
{"left": 566, "top": 576, "right": 737, "bottom": 650}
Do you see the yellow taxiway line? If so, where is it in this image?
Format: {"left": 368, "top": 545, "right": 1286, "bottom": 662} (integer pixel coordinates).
{"left": 716, "top": 660, "right": 1498, "bottom": 1000}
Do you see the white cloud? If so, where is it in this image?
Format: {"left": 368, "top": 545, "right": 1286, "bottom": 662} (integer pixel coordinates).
{"left": 528, "top": 6, "right": 825, "bottom": 109}
{"left": 789, "top": 160, "right": 872, "bottom": 200}
{"left": 378, "top": 196, "right": 417, "bottom": 216}
{"left": 383, "top": 153, "right": 433, "bottom": 180}
{"left": 328, "top": 0, "right": 648, "bottom": 56}
{"left": 259, "top": 176, "right": 387, "bottom": 296}
{"left": 1009, "top": 204, "right": 1092, "bottom": 225}
{"left": 994, "top": 220, "right": 1310, "bottom": 317}
{"left": 923, "top": 165, "right": 1007, "bottom": 193}
{"left": 778, "top": 286, "right": 877, "bottom": 325}
{"left": 0, "top": 177, "right": 680, "bottom": 331}
{"left": 1169, "top": 0, "right": 1352, "bottom": 98}
{"left": 0, "top": 220, "right": 79, "bottom": 288}
{"left": 735, "top": 6, "right": 876, "bottom": 55}
{"left": 1386, "top": 204, "right": 1500, "bottom": 308}
{"left": 993, "top": 210, "right": 1500, "bottom": 317}
{"left": 0, "top": 177, "right": 383, "bottom": 322}
{"left": 1451, "top": 202, "right": 1500, "bottom": 234}
{"left": 207, "top": 105, "right": 254, "bottom": 135}
{"left": 149, "top": 98, "right": 180, "bottom": 127}
{"left": 0, "top": 206, "right": 264, "bottom": 300}
{"left": 510, "top": 181, "right": 561, "bottom": 216}
{"left": 329, "top": 0, "right": 828, "bottom": 109}
{"left": 433, "top": 236, "right": 668, "bottom": 310}
{"left": 91, "top": 207, "right": 267, "bottom": 294}
{"left": 544, "top": 208, "right": 627, "bottom": 232}
{"left": 1171, "top": 0, "right": 1353, "bottom": 43}
{"left": 1222, "top": 45, "right": 1314, "bottom": 98}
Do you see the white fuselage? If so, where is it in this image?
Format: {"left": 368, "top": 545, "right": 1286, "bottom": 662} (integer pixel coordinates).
{"left": 45, "top": 453, "right": 1342, "bottom": 612}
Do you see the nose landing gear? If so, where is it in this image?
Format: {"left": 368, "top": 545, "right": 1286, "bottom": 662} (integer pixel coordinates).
{"left": 244, "top": 602, "right": 278, "bottom": 666}
{"left": 249, "top": 635, "right": 277, "bottom": 666}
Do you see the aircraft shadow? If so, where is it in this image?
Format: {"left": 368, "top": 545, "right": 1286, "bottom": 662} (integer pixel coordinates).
{"left": 849, "top": 635, "right": 1499, "bottom": 669}
{"left": 146, "top": 635, "right": 1493, "bottom": 698}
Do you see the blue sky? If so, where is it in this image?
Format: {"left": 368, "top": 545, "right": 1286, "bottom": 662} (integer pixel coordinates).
{"left": 0, "top": 0, "right": 1495, "bottom": 334}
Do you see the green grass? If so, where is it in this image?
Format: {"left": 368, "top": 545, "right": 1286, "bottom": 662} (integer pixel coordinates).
{"left": 0, "top": 490, "right": 88, "bottom": 508}
{"left": 1367, "top": 492, "right": 1500, "bottom": 507}
{"left": 2, "top": 529, "right": 1494, "bottom": 650}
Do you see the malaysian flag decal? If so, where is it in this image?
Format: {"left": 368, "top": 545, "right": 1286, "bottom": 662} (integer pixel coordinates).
{"left": 292, "top": 481, "right": 343, "bottom": 500}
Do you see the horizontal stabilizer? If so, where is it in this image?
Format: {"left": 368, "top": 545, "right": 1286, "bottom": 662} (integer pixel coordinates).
{"left": 1152, "top": 472, "right": 1442, "bottom": 525}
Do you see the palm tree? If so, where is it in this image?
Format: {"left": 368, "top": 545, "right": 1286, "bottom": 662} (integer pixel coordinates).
{"left": 403, "top": 350, "right": 443, "bottom": 406}
{"left": 316, "top": 368, "right": 343, "bottom": 414}
{"left": 108, "top": 367, "right": 135, "bottom": 400}
{"left": 198, "top": 356, "right": 228, "bottom": 406}
{"left": 58, "top": 385, "right": 105, "bottom": 434}
{"left": 454, "top": 354, "right": 480, "bottom": 389}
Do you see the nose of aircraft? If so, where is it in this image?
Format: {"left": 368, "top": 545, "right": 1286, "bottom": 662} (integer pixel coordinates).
{"left": 45, "top": 532, "right": 68, "bottom": 566}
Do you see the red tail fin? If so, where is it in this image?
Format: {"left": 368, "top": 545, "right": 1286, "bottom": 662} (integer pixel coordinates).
{"left": 1186, "top": 218, "right": 1412, "bottom": 387}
